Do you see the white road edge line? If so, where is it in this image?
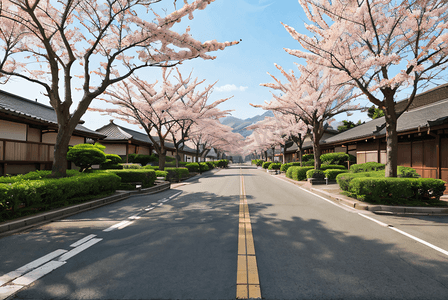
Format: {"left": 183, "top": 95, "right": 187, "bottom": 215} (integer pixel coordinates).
{"left": 103, "top": 220, "right": 132, "bottom": 232}
{"left": 0, "top": 284, "right": 23, "bottom": 300}
{"left": 70, "top": 234, "right": 97, "bottom": 248}
{"left": 358, "top": 213, "right": 389, "bottom": 227}
{"left": 389, "top": 227, "right": 448, "bottom": 257}
{"left": 0, "top": 249, "right": 67, "bottom": 286}
{"left": 12, "top": 260, "right": 66, "bottom": 286}
{"left": 57, "top": 238, "right": 102, "bottom": 262}
{"left": 169, "top": 192, "right": 182, "bottom": 199}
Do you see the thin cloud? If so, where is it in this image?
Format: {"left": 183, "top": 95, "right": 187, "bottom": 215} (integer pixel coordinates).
{"left": 215, "top": 84, "right": 248, "bottom": 92}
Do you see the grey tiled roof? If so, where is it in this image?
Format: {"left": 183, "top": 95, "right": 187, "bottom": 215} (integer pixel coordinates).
{"left": 0, "top": 90, "right": 103, "bottom": 137}
{"left": 325, "top": 98, "right": 448, "bottom": 144}
{"left": 96, "top": 121, "right": 197, "bottom": 154}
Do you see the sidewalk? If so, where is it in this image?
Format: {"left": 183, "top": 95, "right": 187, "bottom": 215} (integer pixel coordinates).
{"left": 264, "top": 168, "right": 448, "bottom": 216}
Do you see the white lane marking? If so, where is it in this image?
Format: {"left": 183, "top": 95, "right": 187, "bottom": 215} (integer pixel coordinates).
{"left": 128, "top": 215, "right": 141, "bottom": 220}
{"left": 0, "top": 249, "right": 67, "bottom": 286}
{"left": 358, "top": 213, "right": 389, "bottom": 227}
{"left": 70, "top": 234, "right": 97, "bottom": 248}
{"left": 145, "top": 207, "right": 154, "bottom": 211}
{"left": 158, "top": 198, "right": 167, "bottom": 203}
{"left": 0, "top": 284, "right": 24, "bottom": 300}
{"left": 389, "top": 227, "right": 448, "bottom": 257}
{"left": 12, "top": 260, "right": 66, "bottom": 286}
{"left": 157, "top": 203, "right": 163, "bottom": 207}
{"left": 117, "top": 221, "right": 133, "bottom": 230}
{"left": 103, "top": 220, "right": 133, "bottom": 232}
{"left": 169, "top": 192, "right": 182, "bottom": 199}
{"left": 57, "top": 238, "right": 102, "bottom": 262}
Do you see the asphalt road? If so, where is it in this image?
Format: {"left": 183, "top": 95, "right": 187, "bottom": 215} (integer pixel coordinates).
{"left": 1, "top": 165, "right": 448, "bottom": 299}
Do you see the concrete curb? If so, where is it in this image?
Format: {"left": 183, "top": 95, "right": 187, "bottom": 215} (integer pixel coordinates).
{"left": 275, "top": 173, "right": 448, "bottom": 215}
{"left": 0, "top": 181, "right": 171, "bottom": 236}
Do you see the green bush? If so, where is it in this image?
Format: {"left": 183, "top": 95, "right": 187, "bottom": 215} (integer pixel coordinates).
{"left": 336, "top": 171, "right": 384, "bottom": 191}
{"left": 67, "top": 143, "right": 107, "bottom": 172}
{"left": 100, "top": 154, "right": 123, "bottom": 170}
{"left": 350, "top": 162, "right": 385, "bottom": 173}
{"left": 286, "top": 166, "right": 314, "bottom": 181}
{"left": 0, "top": 170, "right": 80, "bottom": 183}
{"left": 398, "top": 166, "right": 421, "bottom": 178}
{"left": 303, "top": 159, "right": 315, "bottom": 166}
{"left": 185, "top": 163, "right": 200, "bottom": 173}
{"left": 268, "top": 162, "right": 281, "bottom": 170}
{"left": 280, "top": 162, "right": 302, "bottom": 172}
{"left": 155, "top": 170, "right": 168, "bottom": 179}
{"left": 199, "top": 162, "right": 210, "bottom": 172}
{"left": 121, "top": 163, "right": 141, "bottom": 169}
{"left": 0, "top": 172, "right": 120, "bottom": 221}
{"left": 306, "top": 169, "right": 325, "bottom": 179}
{"left": 143, "top": 165, "right": 159, "bottom": 170}
{"left": 348, "top": 177, "right": 446, "bottom": 204}
{"left": 106, "top": 169, "right": 156, "bottom": 189}
{"left": 320, "top": 152, "right": 349, "bottom": 165}
{"left": 324, "top": 169, "right": 349, "bottom": 180}
{"left": 165, "top": 167, "right": 189, "bottom": 181}
{"left": 302, "top": 154, "right": 314, "bottom": 162}
{"left": 215, "top": 159, "right": 229, "bottom": 168}
{"left": 262, "top": 161, "right": 272, "bottom": 169}
{"left": 128, "top": 153, "right": 157, "bottom": 166}
{"left": 205, "top": 161, "right": 215, "bottom": 170}
{"left": 320, "top": 165, "right": 346, "bottom": 171}
{"left": 252, "top": 159, "right": 264, "bottom": 166}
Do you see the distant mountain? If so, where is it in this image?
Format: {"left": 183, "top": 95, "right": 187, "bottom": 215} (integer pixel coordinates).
{"left": 221, "top": 111, "right": 274, "bottom": 138}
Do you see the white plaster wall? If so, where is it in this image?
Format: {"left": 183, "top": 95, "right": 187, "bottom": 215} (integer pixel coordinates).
{"left": 103, "top": 143, "right": 127, "bottom": 155}
{"left": 0, "top": 120, "right": 27, "bottom": 141}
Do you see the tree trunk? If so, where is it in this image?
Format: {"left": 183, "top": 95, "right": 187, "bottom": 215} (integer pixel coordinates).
{"left": 312, "top": 129, "right": 322, "bottom": 170}
{"left": 271, "top": 146, "right": 275, "bottom": 162}
{"left": 384, "top": 107, "right": 398, "bottom": 177}
{"left": 158, "top": 149, "right": 167, "bottom": 171}
{"left": 282, "top": 145, "right": 286, "bottom": 164}
{"left": 175, "top": 147, "right": 180, "bottom": 168}
{"left": 51, "top": 124, "right": 75, "bottom": 177}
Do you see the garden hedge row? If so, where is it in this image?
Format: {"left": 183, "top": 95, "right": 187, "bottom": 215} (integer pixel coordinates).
{"left": 262, "top": 161, "right": 272, "bottom": 169}
{"left": 106, "top": 169, "right": 156, "bottom": 189}
{"left": 286, "top": 166, "right": 314, "bottom": 181}
{"left": 347, "top": 177, "right": 446, "bottom": 204}
{"left": 0, "top": 172, "right": 120, "bottom": 220}
{"left": 268, "top": 162, "right": 281, "bottom": 170}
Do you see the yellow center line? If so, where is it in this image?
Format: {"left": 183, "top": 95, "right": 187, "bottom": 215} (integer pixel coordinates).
{"left": 236, "top": 169, "right": 261, "bottom": 299}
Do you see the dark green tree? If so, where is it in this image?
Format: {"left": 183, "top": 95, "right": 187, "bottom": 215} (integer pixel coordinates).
{"left": 337, "top": 120, "right": 362, "bottom": 132}
{"left": 367, "top": 105, "right": 385, "bottom": 119}
{"left": 67, "top": 143, "right": 107, "bottom": 172}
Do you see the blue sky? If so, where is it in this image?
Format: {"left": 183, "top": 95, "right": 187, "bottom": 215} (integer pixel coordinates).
{"left": 1, "top": 0, "right": 373, "bottom": 132}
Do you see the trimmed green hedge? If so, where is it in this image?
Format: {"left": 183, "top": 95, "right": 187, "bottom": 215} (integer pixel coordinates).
{"left": 324, "top": 169, "right": 349, "bottom": 180}
{"left": 336, "top": 171, "right": 384, "bottom": 191}
{"left": 306, "top": 169, "right": 325, "bottom": 179}
{"left": 155, "top": 170, "right": 168, "bottom": 179}
{"left": 252, "top": 159, "right": 264, "bottom": 166}
{"left": 185, "top": 163, "right": 200, "bottom": 173}
{"left": 347, "top": 177, "right": 446, "bottom": 204}
{"left": 280, "top": 162, "right": 302, "bottom": 172}
{"left": 286, "top": 166, "right": 314, "bottom": 181}
{"left": 0, "top": 170, "right": 80, "bottom": 183}
{"left": 199, "top": 162, "right": 210, "bottom": 172}
{"left": 350, "top": 162, "right": 385, "bottom": 173}
{"left": 106, "top": 169, "right": 156, "bottom": 189}
{"left": 320, "top": 152, "right": 349, "bottom": 165}
{"left": 163, "top": 167, "right": 189, "bottom": 181}
{"left": 268, "top": 162, "right": 281, "bottom": 170}
{"left": 302, "top": 154, "right": 314, "bottom": 161}
{"left": 262, "top": 161, "right": 272, "bottom": 169}
{"left": 0, "top": 172, "right": 120, "bottom": 221}
{"left": 320, "top": 165, "right": 346, "bottom": 171}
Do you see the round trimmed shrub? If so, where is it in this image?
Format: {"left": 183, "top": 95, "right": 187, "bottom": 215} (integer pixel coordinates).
{"left": 306, "top": 169, "right": 325, "bottom": 179}
{"left": 262, "top": 161, "right": 272, "bottom": 169}
{"left": 67, "top": 143, "right": 107, "bottom": 172}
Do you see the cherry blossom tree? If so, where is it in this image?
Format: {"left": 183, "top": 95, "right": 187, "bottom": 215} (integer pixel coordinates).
{"left": 91, "top": 68, "right": 219, "bottom": 170}
{"left": 254, "top": 63, "right": 359, "bottom": 169}
{"left": 187, "top": 118, "right": 243, "bottom": 163}
{"left": 283, "top": 0, "right": 448, "bottom": 176}
{"left": 168, "top": 76, "right": 232, "bottom": 167}
{"left": 0, "top": 0, "right": 238, "bottom": 177}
